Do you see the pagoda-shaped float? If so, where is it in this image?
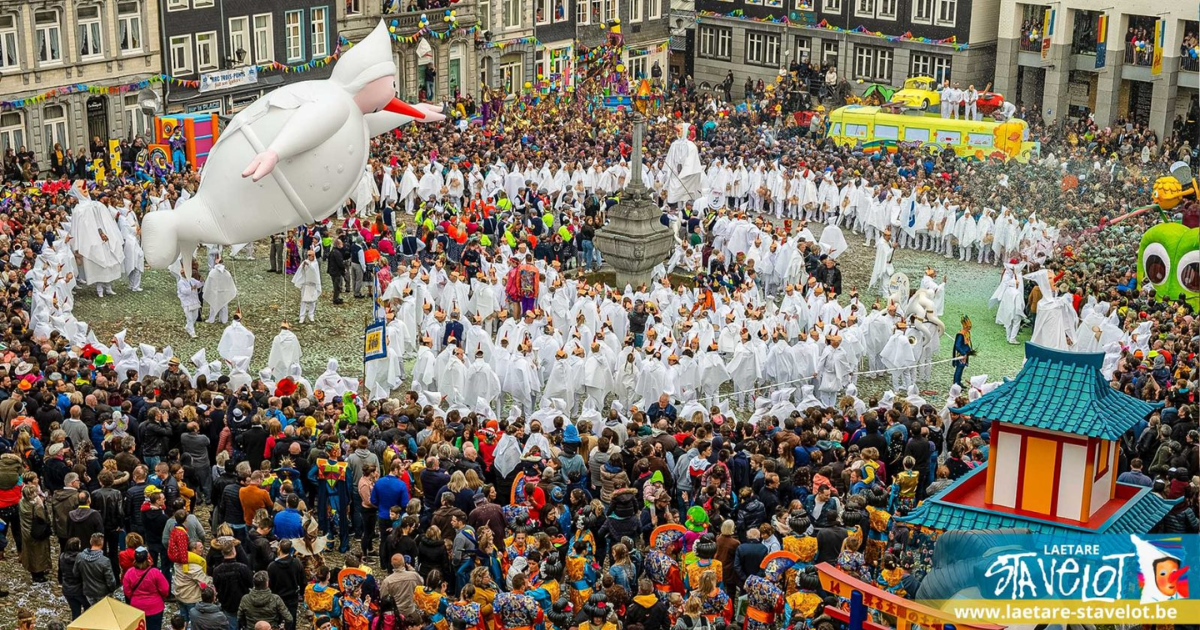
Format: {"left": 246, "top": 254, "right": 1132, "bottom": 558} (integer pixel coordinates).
{"left": 899, "top": 343, "right": 1178, "bottom": 535}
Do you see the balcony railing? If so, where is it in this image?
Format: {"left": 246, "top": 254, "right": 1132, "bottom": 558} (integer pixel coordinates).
{"left": 1019, "top": 28, "right": 1043, "bottom": 52}
{"left": 1124, "top": 44, "right": 1152, "bottom": 66}
{"left": 382, "top": 0, "right": 454, "bottom": 15}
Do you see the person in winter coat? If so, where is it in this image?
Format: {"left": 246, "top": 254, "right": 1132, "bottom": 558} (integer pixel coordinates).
{"left": 267, "top": 540, "right": 307, "bottom": 630}
{"left": 0, "top": 452, "right": 25, "bottom": 554}
{"left": 238, "top": 571, "right": 295, "bottom": 630}
{"left": 173, "top": 541, "right": 209, "bottom": 620}
{"left": 416, "top": 525, "right": 451, "bottom": 581}
{"left": 122, "top": 548, "right": 171, "bottom": 630}
{"left": 625, "top": 579, "right": 671, "bottom": 630}
{"left": 19, "top": 485, "right": 52, "bottom": 581}
{"left": 600, "top": 453, "right": 630, "bottom": 504}
{"left": 189, "top": 587, "right": 231, "bottom": 630}
{"left": 75, "top": 532, "right": 119, "bottom": 605}
{"left": 58, "top": 538, "right": 89, "bottom": 619}
{"left": 66, "top": 492, "right": 105, "bottom": 547}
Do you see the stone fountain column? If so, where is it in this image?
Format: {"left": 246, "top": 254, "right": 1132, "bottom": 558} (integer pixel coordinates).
{"left": 594, "top": 111, "right": 675, "bottom": 289}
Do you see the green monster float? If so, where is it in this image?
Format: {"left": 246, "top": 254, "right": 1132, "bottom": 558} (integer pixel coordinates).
{"left": 1108, "top": 162, "right": 1199, "bottom": 310}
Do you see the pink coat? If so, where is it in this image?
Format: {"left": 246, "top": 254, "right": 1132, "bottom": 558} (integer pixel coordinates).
{"left": 122, "top": 566, "right": 170, "bottom": 615}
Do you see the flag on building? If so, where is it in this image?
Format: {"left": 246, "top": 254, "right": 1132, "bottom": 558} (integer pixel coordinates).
{"left": 1151, "top": 18, "right": 1164, "bottom": 75}
{"left": 1095, "top": 14, "right": 1107, "bottom": 69}
{"left": 1041, "top": 8, "right": 1055, "bottom": 60}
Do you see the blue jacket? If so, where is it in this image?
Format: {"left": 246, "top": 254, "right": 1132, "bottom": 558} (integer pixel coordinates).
{"left": 370, "top": 474, "right": 411, "bottom": 520}
{"left": 274, "top": 508, "right": 305, "bottom": 539}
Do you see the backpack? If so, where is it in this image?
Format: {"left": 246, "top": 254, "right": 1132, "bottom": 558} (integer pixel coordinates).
{"left": 167, "top": 525, "right": 190, "bottom": 564}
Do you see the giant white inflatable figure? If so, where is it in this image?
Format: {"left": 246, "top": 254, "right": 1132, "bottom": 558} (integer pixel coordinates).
{"left": 141, "top": 22, "right": 444, "bottom": 271}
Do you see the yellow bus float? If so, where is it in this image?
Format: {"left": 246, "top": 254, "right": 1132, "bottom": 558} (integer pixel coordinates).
{"left": 825, "top": 105, "right": 1040, "bottom": 162}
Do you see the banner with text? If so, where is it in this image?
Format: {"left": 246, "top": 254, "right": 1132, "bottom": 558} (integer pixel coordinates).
{"left": 917, "top": 533, "right": 1200, "bottom": 624}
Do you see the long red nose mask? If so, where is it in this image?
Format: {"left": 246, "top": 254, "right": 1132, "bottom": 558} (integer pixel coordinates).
{"left": 384, "top": 98, "right": 425, "bottom": 119}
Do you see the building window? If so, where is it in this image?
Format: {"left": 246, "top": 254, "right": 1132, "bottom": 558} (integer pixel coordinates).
{"left": 35, "top": 11, "right": 62, "bottom": 65}
{"left": 311, "top": 7, "right": 328, "bottom": 58}
{"left": 253, "top": 14, "right": 273, "bottom": 63}
{"left": 284, "top": 11, "right": 303, "bottom": 61}
{"left": 77, "top": 6, "right": 103, "bottom": 60}
{"left": 698, "top": 25, "right": 732, "bottom": 60}
{"left": 125, "top": 95, "right": 151, "bottom": 138}
{"left": 794, "top": 36, "right": 811, "bottom": 63}
{"left": 536, "top": 0, "right": 550, "bottom": 24}
{"left": 627, "top": 51, "right": 647, "bottom": 78}
{"left": 606, "top": 0, "right": 617, "bottom": 22}
{"left": 746, "top": 31, "right": 780, "bottom": 66}
{"left": 229, "top": 16, "right": 250, "bottom": 65}
{"left": 823, "top": 0, "right": 841, "bottom": 13}
{"left": 196, "top": 31, "right": 218, "bottom": 71}
{"left": 346, "top": 0, "right": 361, "bottom": 15}
{"left": 911, "top": 0, "right": 932, "bottom": 23}
{"left": 194, "top": 0, "right": 214, "bottom": 7}
{"left": 747, "top": 0, "right": 762, "bottom": 6}
{"left": 936, "top": 0, "right": 955, "bottom": 26}
{"left": 910, "top": 52, "right": 950, "bottom": 81}
{"left": 822, "top": 40, "right": 838, "bottom": 65}
{"left": 0, "top": 112, "right": 25, "bottom": 154}
{"left": 853, "top": 45, "right": 891, "bottom": 81}
{"left": 629, "top": 0, "right": 642, "bottom": 23}
{"left": 0, "top": 15, "right": 17, "bottom": 69}
{"left": 856, "top": 0, "right": 894, "bottom": 20}
{"left": 479, "top": 0, "right": 491, "bottom": 30}
{"left": 503, "top": 0, "right": 521, "bottom": 28}
{"left": 547, "top": 44, "right": 571, "bottom": 87}
{"left": 499, "top": 60, "right": 522, "bottom": 95}
{"left": 648, "top": 0, "right": 661, "bottom": 19}
{"left": 118, "top": 2, "right": 142, "bottom": 53}
{"left": 575, "top": 0, "right": 587, "bottom": 24}
{"left": 43, "top": 105, "right": 68, "bottom": 152}
{"left": 553, "top": 0, "right": 567, "bottom": 22}
{"left": 170, "top": 34, "right": 193, "bottom": 74}
{"left": 166, "top": 0, "right": 188, "bottom": 10}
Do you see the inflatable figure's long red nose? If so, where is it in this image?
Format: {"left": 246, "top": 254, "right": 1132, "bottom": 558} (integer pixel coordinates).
{"left": 384, "top": 98, "right": 425, "bottom": 119}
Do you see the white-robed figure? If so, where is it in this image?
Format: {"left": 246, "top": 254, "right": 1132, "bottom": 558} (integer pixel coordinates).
{"left": 140, "top": 21, "right": 444, "bottom": 273}
{"left": 380, "top": 164, "right": 399, "bottom": 206}
{"left": 464, "top": 349, "right": 502, "bottom": 415}
{"left": 175, "top": 268, "right": 203, "bottom": 338}
{"left": 217, "top": 314, "right": 256, "bottom": 364}
{"left": 919, "top": 267, "right": 945, "bottom": 317}
{"left": 315, "top": 358, "right": 358, "bottom": 400}
{"left": 663, "top": 123, "right": 703, "bottom": 206}
{"left": 869, "top": 229, "right": 895, "bottom": 296}
{"left": 352, "top": 165, "right": 380, "bottom": 214}
{"left": 989, "top": 258, "right": 1025, "bottom": 343}
{"left": 267, "top": 322, "right": 303, "bottom": 380}
{"left": 114, "top": 200, "right": 145, "bottom": 292}
{"left": 203, "top": 256, "right": 238, "bottom": 324}
{"left": 816, "top": 335, "right": 854, "bottom": 406}
{"left": 1025, "top": 269, "right": 1077, "bottom": 350}
{"left": 880, "top": 321, "right": 919, "bottom": 391}
{"left": 293, "top": 249, "right": 323, "bottom": 323}
{"left": 70, "top": 183, "right": 125, "bottom": 296}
